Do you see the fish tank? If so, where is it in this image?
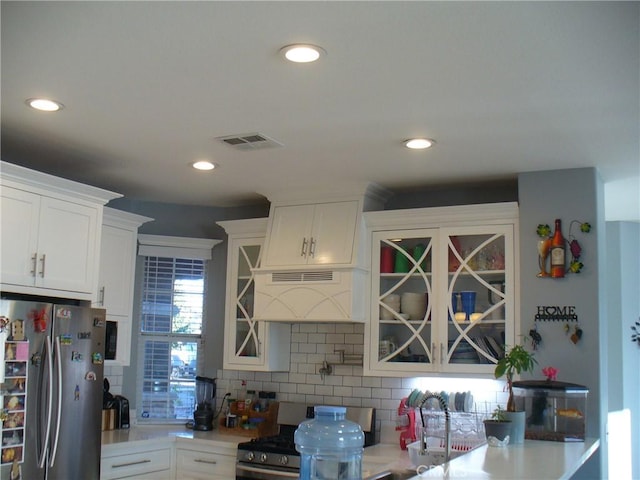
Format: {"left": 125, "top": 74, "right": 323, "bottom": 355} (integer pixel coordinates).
{"left": 512, "top": 380, "right": 588, "bottom": 442}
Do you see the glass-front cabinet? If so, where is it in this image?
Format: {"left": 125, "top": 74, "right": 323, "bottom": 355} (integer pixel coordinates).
{"left": 364, "top": 203, "right": 518, "bottom": 376}
{"left": 218, "top": 219, "right": 290, "bottom": 372}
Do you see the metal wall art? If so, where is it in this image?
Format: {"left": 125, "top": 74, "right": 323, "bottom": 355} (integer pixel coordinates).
{"left": 632, "top": 318, "right": 640, "bottom": 346}
{"left": 536, "top": 220, "right": 591, "bottom": 277}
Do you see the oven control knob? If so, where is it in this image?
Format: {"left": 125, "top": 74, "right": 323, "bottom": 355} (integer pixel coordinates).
{"left": 245, "top": 452, "right": 255, "bottom": 462}
{"left": 260, "top": 453, "right": 268, "bottom": 463}
{"left": 280, "top": 455, "right": 289, "bottom": 465}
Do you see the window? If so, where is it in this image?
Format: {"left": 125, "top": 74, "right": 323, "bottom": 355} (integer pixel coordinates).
{"left": 136, "top": 235, "right": 219, "bottom": 423}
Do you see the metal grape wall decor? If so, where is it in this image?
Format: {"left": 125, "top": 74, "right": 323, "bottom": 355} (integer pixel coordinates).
{"left": 632, "top": 318, "right": 640, "bottom": 346}
{"left": 536, "top": 220, "right": 591, "bottom": 277}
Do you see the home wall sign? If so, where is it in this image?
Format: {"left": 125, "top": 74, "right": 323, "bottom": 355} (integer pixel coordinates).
{"left": 535, "top": 305, "right": 578, "bottom": 322}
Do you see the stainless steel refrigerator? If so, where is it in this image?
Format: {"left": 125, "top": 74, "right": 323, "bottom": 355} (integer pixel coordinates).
{"left": 1, "top": 299, "right": 105, "bottom": 480}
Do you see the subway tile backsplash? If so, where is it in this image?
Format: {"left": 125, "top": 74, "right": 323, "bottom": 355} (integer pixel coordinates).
{"left": 217, "top": 322, "right": 508, "bottom": 435}
{"left": 107, "top": 322, "right": 507, "bottom": 441}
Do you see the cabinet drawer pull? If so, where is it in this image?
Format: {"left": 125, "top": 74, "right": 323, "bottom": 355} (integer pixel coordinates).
{"left": 194, "top": 458, "right": 217, "bottom": 465}
{"left": 31, "top": 253, "right": 38, "bottom": 277}
{"left": 300, "top": 237, "right": 308, "bottom": 257}
{"left": 112, "top": 459, "right": 152, "bottom": 468}
{"left": 309, "top": 237, "right": 316, "bottom": 257}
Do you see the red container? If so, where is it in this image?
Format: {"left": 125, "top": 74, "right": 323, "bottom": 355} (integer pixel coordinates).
{"left": 381, "top": 246, "right": 394, "bottom": 273}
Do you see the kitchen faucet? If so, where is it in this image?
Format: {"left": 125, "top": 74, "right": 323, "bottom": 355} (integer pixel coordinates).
{"left": 419, "top": 393, "right": 451, "bottom": 463}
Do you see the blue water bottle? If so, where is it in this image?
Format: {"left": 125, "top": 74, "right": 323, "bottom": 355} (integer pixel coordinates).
{"left": 295, "top": 406, "right": 364, "bottom": 480}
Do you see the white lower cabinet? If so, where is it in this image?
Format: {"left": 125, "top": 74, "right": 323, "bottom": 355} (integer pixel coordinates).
{"left": 101, "top": 440, "right": 174, "bottom": 479}
{"left": 175, "top": 442, "right": 237, "bottom": 480}
{"left": 101, "top": 436, "right": 240, "bottom": 480}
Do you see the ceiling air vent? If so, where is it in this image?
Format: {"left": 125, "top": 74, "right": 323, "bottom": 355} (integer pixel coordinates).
{"left": 216, "top": 132, "right": 283, "bottom": 150}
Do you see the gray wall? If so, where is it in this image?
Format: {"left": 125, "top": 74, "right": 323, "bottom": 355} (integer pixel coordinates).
{"left": 518, "top": 168, "right": 604, "bottom": 479}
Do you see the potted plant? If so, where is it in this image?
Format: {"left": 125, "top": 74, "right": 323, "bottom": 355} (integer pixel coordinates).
{"left": 483, "top": 406, "right": 512, "bottom": 446}
{"left": 494, "top": 343, "right": 537, "bottom": 444}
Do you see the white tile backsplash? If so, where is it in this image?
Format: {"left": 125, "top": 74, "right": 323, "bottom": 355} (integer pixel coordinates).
{"left": 216, "top": 322, "right": 506, "bottom": 441}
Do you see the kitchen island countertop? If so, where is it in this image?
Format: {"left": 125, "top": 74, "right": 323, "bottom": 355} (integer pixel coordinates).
{"left": 102, "top": 426, "right": 599, "bottom": 479}
{"left": 374, "top": 438, "right": 600, "bottom": 480}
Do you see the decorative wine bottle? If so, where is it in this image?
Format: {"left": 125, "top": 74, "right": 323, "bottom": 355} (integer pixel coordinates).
{"left": 550, "top": 219, "right": 566, "bottom": 278}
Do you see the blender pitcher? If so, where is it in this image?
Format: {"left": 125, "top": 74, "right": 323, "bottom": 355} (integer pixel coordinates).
{"left": 193, "top": 376, "right": 217, "bottom": 430}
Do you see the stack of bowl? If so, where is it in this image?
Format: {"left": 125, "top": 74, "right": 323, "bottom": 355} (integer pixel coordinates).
{"left": 380, "top": 294, "right": 400, "bottom": 320}
{"left": 400, "top": 292, "right": 427, "bottom": 320}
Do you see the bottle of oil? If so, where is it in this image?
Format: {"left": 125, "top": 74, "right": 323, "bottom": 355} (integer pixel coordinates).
{"left": 550, "top": 219, "right": 566, "bottom": 278}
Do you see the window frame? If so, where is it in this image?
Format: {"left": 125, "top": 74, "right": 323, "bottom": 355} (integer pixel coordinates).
{"left": 135, "top": 235, "right": 220, "bottom": 424}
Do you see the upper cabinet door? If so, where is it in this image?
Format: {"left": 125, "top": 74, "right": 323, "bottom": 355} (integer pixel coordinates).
{"left": 0, "top": 187, "right": 41, "bottom": 286}
{"left": 263, "top": 201, "right": 359, "bottom": 267}
{"left": 97, "top": 224, "right": 137, "bottom": 317}
{"left": 37, "top": 196, "right": 99, "bottom": 293}
{"left": 308, "top": 201, "right": 358, "bottom": 265}
{"left": 263, "top": 204, "right": 314, "bottom": 267}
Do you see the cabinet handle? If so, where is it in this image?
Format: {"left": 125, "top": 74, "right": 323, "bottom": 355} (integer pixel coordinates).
{"left": 309, "top": 237, "right": 316, "bottom": 258}
{"left": 112, "top": 459, "right": 151, "bottom": 468}
{"left": 99, "top": 287, "right": 105, "bottom": 305}
{"left": 39, "top": 254, "right": 46, "bottom": 278}
{"left": 31, "top": 253, "right": 38, "bottom": 277}
{"left": 300, "top": 237, "right": 308, "bottom": 257}
{"left": 194, "top": 458, "right": 217, "bottom": 465}
{"left": 440, "top": 343, "right": 444, "bottom": 365}
{"left": 432, "top": 343, "right": 436, "bottom": 363}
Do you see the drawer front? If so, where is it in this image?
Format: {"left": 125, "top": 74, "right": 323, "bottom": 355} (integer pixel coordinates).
{"left": 176, "top": 448, "right": 235, "bottom": 479}
{"left": 101, "top": 447, "right": 172, "bottom": 479}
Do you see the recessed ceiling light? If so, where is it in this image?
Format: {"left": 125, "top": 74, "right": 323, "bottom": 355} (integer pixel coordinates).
{"left": 280, "top": 44, "right": 326, "bottom": 63}
{"left": 26, "top": 98, "right": 64, "bottom": 112}
{"left": 404, "top": 138, "right": 435, "bottom": 150}
{"left": 192, "top": 161, "right": 216, "bottom": 171}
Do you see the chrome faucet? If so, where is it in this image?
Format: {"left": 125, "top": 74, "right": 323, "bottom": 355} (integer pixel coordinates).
{"left": 419, "top": 393, "right": 451, "bottom": 463}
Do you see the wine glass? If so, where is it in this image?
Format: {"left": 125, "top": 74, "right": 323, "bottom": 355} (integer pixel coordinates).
{"left": 537, "top": 238, "right": 552, "bottom": 277}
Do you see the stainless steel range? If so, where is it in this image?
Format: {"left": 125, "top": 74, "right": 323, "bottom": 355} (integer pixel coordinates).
{"left": 235, "top": 402, "right": 377, "bottom": 480}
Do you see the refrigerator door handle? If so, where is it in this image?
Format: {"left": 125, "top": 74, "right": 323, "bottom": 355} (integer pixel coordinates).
{"left": 50, "top": 335, "right": 63, "bottom": 466}
{"left": 38, "top": 336, "right": 54, "bottom": 468}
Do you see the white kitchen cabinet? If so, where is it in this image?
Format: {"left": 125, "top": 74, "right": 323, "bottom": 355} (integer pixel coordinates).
{"left": 263, "top": 201, "right": 359, "bottom": 267}
{"left": 0, "top": 162, "right": 120, "bottom": 300}
{"left": 218, "top": 218, "right": 291, "bottom": 371}
{"left": 363, "top": 203, "right": 519, "bottom": 377}
{"left": 175, "top": 443, "right": 236, "bottom": 480}
{"left": 96, "top": 207, "right": 153, "bottom": 366}
{"left": 101, "top": 439, "right": 175, "bottom": 479}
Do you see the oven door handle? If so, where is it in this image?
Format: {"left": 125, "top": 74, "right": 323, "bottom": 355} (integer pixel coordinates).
{"left": 236, "top": 464, "right": 300, "bottom": 478}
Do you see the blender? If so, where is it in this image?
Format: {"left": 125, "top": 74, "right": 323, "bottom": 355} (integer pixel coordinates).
{"left": 193, "top": 376, "right": 217, "bottom": 431}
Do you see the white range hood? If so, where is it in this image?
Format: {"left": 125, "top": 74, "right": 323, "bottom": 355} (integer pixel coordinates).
{"left": 253, "top": 184, "right": 389, "bottom": 322}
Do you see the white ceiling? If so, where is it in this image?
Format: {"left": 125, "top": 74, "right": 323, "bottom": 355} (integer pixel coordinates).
{"left": 2, "top": 2, "right": 638, "bottom": 220}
